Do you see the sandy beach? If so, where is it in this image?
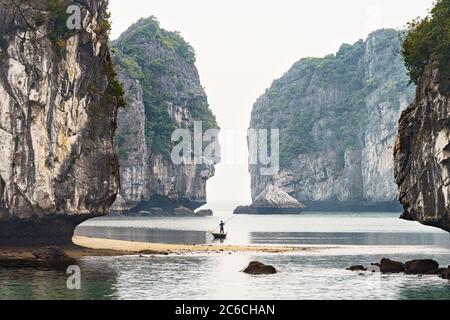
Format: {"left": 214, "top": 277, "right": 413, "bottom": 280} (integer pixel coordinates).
{"left": 72, "top": 236, "right": 318, "bottom": 254}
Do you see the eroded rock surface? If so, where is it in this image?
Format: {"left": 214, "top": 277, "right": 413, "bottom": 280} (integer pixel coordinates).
{"left": 110, "top": 17, "right": 219, "bottom": 214}
{"left": 0, "top": 0, "right": 120, "bottom": 242}
{"left": 249, "top": 29, "right": 415, "bottom": 211}
{"left": 394, "top": 60, "right": 450, "bottom": 232}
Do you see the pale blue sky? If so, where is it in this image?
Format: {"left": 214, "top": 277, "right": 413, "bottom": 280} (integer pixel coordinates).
{"left": 109, "top": 0, "right": 434, "bottom": 210}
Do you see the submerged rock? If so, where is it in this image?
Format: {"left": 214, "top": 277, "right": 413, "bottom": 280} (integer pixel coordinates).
{"left": 234, "top": 185, "right": 305, "bottom": 214}
{"left": 347, "top": 265, "right": 368, "bottom": 272}
{"left": 441, "top": 268, "right": 450, "bottom": 280}
{"left": 243, "top": 261, "right": 277, "bottom": 275}
{"left": 32, "top": 247, "right": 70, "bottom": 261}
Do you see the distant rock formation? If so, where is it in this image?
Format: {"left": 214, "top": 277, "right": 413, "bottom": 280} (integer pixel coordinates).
{"left": 0, "top": 0, "right": 121, "bottom": 243}
{"left": 249, "top": 29, "right": 415, "bottom": 211}
{"left": 234, "top": 185, "right": 305, "bottom": 214}
{"left": 110, "top": 17, "right": 219, "bottom": 215}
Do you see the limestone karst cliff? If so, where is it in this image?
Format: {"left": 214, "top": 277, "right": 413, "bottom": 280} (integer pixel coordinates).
{"left": 249, "top": 29, "right": 415, "bottom": 211}
{"left": 0, "top": 0, "right": 121, "bottom": 242}
{"left": 394, "top": 0, "right": 450, "bottom": 232}
{"left": 111, "top": 17, "right": 219, "bottom": 214}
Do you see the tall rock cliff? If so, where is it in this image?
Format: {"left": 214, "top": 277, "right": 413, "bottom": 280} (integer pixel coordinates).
{"left": 394, "top": 0, "right": 450, "bottom": 232}
{"left": 111, "top": 17, "right": 219, "bottom": 214}
{"left": 250, "top": 29, "right": 415, "bottom": 211}
{"left": 0, "top": 0, "right": 121, "bottom": 242}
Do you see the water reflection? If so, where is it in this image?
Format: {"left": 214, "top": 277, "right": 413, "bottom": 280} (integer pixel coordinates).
{"left": 1, "top": 253, "right": 450, "bottom": 300}
{"left": 251, "top": 232, "right": 450, "bottom": 247}
{"left": 0, "top": 259, "right": 119, "bottom": 300}
{"left": 76, "top": 225, "right": 450, "bottom": 248}
{"left": 76, "top": 226, "right": 208, "bottom": 244}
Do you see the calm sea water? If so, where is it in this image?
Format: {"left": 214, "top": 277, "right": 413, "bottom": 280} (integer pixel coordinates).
{"left": 1, "top": 212, "right": 450, "bottom": 300}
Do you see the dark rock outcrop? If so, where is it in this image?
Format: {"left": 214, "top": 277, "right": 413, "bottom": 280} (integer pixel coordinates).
{"left": 0, "top": 0, "right": 120, "bottom": 242}
{"left": 394, "top": 58, "right": 450, "bottom": 232}
{"left": 174, "top": 206, "right": 195, "bottom": 216}
{"left": 348, "top": 259, "right": 448, "bottom": 278}
{"left": 234, "top": 185, "right": 305, "bottom": 214}
{"left": 347, "top": 265, "right": 367, "bottom": 272}
{"left": 243, "top": 261, "right": 277, "bottom": 275}
{"left": 379, "top": 259, "right": 405, "bottom": 274}
{"left": 441, "top": 268, "right": 450, "bottom": 279}
{"left": 196, "top": 209, "right": 213, "bottom": 216}
{"left": 404, "top": 260, "right": 440, "bottom": 275}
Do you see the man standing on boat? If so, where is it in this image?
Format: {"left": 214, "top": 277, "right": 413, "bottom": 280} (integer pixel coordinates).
{"left": 219, "top": 220, "right": 225, "bottom": 234}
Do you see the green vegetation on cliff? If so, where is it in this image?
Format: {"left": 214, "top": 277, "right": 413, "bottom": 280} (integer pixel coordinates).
{"left": 43, "top": 0, "right": 113, "bottom": 56}
{"left": 402, "top": 0, "right": 450, "bottom": 84}
{"left": 113, "top": 17, "right": 217, "bottom": 157}
{"left": 251, "top": 29, "right": 414, "bottom": 168}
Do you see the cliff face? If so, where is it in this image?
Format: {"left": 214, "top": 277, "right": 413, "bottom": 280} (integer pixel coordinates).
{"left": 250, "top": 29, "right": 415, "bottom": 211}
{"left": 394, "top": 0, "right": 450, "bottom": 232}
{"left": 0, "top": 0, "right": 121, "bottom": 242}
{"left": 394, "top": 63, "right": 450, "bottom": 231}
{"left": 111, "top": 18, "right": 218, "bottom": 213}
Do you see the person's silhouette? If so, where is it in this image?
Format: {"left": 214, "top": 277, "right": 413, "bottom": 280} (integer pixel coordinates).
{"left": 219, "top": 221, "right": 225, "bottom": 234}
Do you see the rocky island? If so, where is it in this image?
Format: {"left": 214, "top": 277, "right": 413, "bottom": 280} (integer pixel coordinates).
{"left": 248, "top": 29, "right": 415, "bottom": 212}
{"left": 0, "top": 0, "right": 122, "bottom": 243}
{"left": 110, "top": 17, "right": 219, "bottom": 216}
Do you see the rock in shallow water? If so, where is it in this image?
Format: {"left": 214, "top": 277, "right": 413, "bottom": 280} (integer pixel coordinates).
{"left": 196, "top": 209, "right": 213, "bottom": 216}
{"left": 379, "top": 259, "right": 405, "bottom": 274}
{"left": 243, "top": 261, "right": 277, "bottom": 275}
{"left": 404, "top": 260, "right": 440, "bottom": 275}
{"left": 32, "top": 247, "right": 69, "bottom": 261}
{"left": 347, "top": 265, "right": 368, "bottom": 272}
{"left": 441, "top": 268, "right": 450, "bottom": 280}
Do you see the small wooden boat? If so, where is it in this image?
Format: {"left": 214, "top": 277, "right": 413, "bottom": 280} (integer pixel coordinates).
{"left": 212, "top": 232, "right": 227, "bottom": 239}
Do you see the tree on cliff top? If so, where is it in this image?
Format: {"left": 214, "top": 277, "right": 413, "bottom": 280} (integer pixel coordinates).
{"left": 402, "top": 0, "right": 450, "bottom": 84}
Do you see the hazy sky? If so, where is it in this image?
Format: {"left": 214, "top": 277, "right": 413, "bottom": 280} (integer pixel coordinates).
{"left": 109, "top": 0, "right": 434, "bottom": 211}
